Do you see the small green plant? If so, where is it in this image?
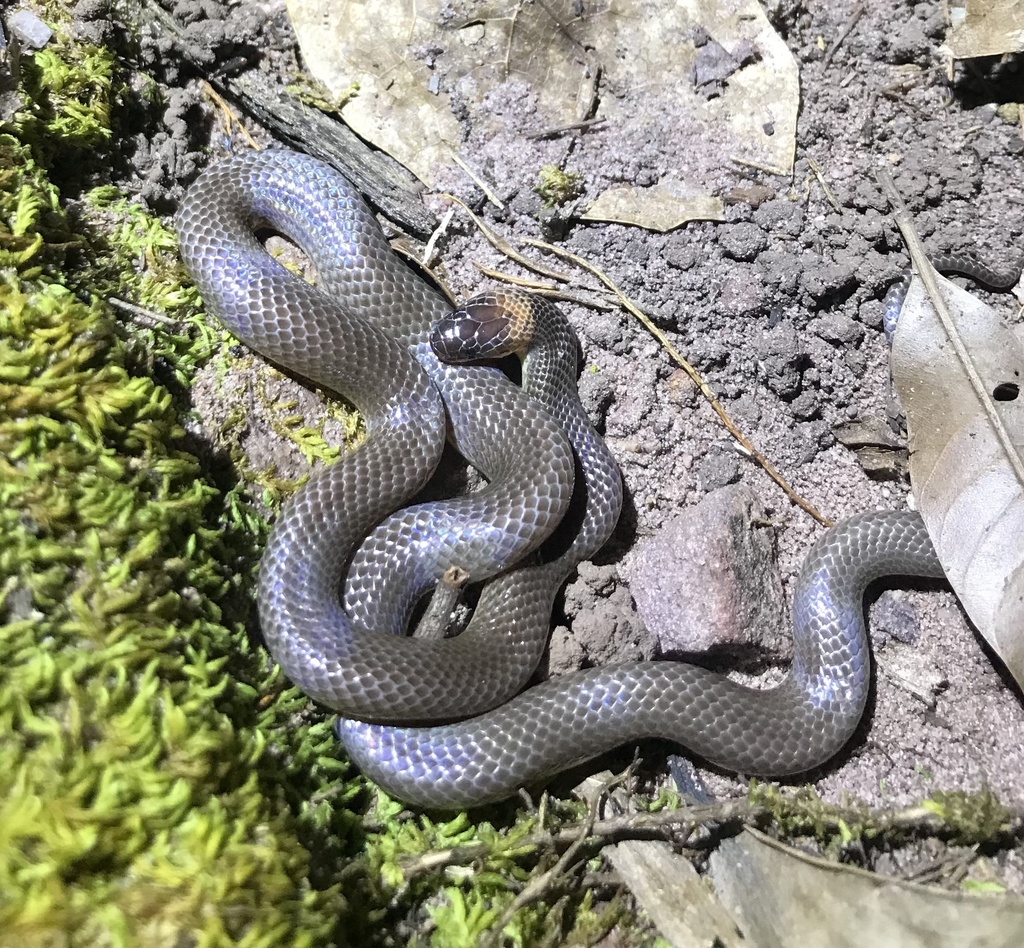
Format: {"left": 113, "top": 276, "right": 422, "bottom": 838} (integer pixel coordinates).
{"left": 535, "top": 164, "right": 585, "bottom": 207}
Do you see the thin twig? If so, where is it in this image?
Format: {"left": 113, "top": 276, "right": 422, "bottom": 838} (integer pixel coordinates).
{"left": 421, "top": 205, "right": 456, "bottom": 267}
{"left": 441, "top": 194, "right": 574, "bottom": 283}
{"left": 199, "top": 79, "right": 260, "bottom": 149}
{"left": 520, "top": 237, "right": 833, "bottom": 525}
{"left": 823, "top": 2, "right": 866, "bottom": 67}
{"left": 807, "top": 156, "right": 842, "bottom": 213}
{"left": 471, "top": 262, "right": 615, "bottom": 310}
{"left": 454, "top": 155, "right": 505, "bottom": 209}
{"left": 526, "top": 117, "right": 609, "bottom": 140}
{"left": 397, "top": 791, "right": 1023, "bottom": 883}
{"left": 108, "top": 296, "right": 182, "bottom": 329}
{"left": 730, "top": 155, "right": 788, "bottom": 176}
{"left": 398, "top": 796, "right": 755, "bottom": 882}
{"left": 484, "top": 770, "right": 630, "bottom": 945}
{"left": 413, "top": 566, "right": 468, "bottom": 639}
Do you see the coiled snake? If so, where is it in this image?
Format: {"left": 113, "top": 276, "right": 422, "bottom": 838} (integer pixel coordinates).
{"left": 178, "top": 149, "right": 953, "bottom": 809}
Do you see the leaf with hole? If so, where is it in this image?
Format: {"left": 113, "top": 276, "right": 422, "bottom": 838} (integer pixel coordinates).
{"left": 891, "top": 273, "right": 1024, "bottom": 689}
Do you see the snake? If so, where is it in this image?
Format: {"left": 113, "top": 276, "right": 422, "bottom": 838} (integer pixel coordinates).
{"left": 179, "top": 148, "right": 977, "bottom": 811}
{"left": 882, "top": 254, "right": 1022, "bottom": 341}
{"left": 176, "top": 148, "right": 618, "bottom": 725}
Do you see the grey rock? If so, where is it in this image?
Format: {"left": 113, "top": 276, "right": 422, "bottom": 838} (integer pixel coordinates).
{"left": 697, "top": 451, "right": 741, "bottom": 490}
{"left": 759, "top": 322, "right": 805, "bottom": 399}
{"left": 9, "top": 9, "right": 53, "bottom": 48}
{"left": 814, "top": 312, "right": 864, "bottom": 346}
{"left": 799, "top": 260, "right": 858, "bottom": 302}
{"left": 663, "top": 243, "right": 699, "bottom": 271}
{"left": 621, "top": 484, "right": 786, "bottom": 656}
{"left": 870, "top": 591, "right": 922, "bottom": 645}
{"left": 790, "top": 390, "right": 820, "bottom": 421}
{"left": 719, "top": 269, "right": 768, "bottom": 318}
{"left": 549, "top": 563, "right": 653, "bottom": 675}
{"left": 753, "top": 199, "right": 804, "bottom": 237}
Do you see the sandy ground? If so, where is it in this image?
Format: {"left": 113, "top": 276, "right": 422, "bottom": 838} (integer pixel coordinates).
{"left": 86, "top": 0, "right": 1024, "bottom": 890}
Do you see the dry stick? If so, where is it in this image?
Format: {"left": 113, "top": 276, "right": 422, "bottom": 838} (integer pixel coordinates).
{"left": 807, "top": 156, "right": 842, "bottom": 213}
{"left": 396, "top": 795, "right": 752, "bottom": 883}
{"left": 397, "top": 790, "right": 1018, "bottom": 883}
{"left": 421, "top": 205, "right": 456, "bottom": 267}
{"left": 413, "top": 566, "right": 469, "bottom": 639}
{"left": 823, "top": 2, "right": 866, "bottom": 67}
{"left": 877, "top": 169, "right": 1024, "bottom": 491}
{"left": 441, "top": 194, "right": 575, "bottom": 284}
{"left": 200, "top": 80, "right": 261, "bottom": 150}
{"left": 482, "top": 771, "right": 630, "bottom": 946}
{"left": 730, "top": 155, "right": 788, "bottom": 176}
{"left": 108, "top": 296, "right": 182, "bottom": 329}
{"left": 454, "top": 155, "right": 505, "bottom": 209}
{"left": 472, "top": 262, "right": 616, "bottom": 311}
{"left": 471, "top": 263, "right": 570, "bottom": 293}
{"left": 519, "top": 237, "right": 833, "bottom": 526}
{"left": 526, "top": 117, "right": 609, "bottom": 141}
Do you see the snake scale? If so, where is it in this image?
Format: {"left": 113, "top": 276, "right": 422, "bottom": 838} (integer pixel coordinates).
{"left": 177, "top": 148, "right": 950, "bottom": 809}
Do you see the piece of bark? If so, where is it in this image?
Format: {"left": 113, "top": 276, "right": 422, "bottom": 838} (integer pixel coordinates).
{"left": 229, "top": 72, "right": 436, "bottom": 237}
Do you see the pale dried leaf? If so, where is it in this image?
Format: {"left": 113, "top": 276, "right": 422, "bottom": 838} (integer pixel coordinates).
{"left": 945, "top": 0, "right": 1024, "bottom": 59}
{"left": 890, "top": 275, "right": 1024, "bottom": 689}
{"left": 286, "top": 0, "right": 798, "bottom": 214}
{"left": 582, "top": 185, "right": 724, "bottom": 232}
{"left": 710, "top": 828, "right": 1024, "bottom": 948}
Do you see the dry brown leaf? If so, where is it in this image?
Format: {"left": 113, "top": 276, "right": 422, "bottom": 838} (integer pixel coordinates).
{"left": 710, "top": 828, "right": 1024, "bottom": 948}
{"left": 945, "top": 1, "right": 1024, "bottom": 59}
{"left": 286, "top": 0, "right": 798, "bottom": 218}
{"left": 891, "top": 274, "right": 1024, "bottom": 689}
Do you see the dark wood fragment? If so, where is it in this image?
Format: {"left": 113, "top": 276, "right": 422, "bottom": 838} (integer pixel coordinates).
{"left": 135, "top": 0, "right": 436, "bottom": 236}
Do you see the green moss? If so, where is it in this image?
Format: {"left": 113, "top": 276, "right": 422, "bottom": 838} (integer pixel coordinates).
{"left": 748, "top": 781, "right": 876, "bottom": 857}
{"left": 749, "top": 781, "right": 1015, "bottom": 863}
{"left": 285, "top": 74, "right": 361, "bottom": 114}
{"left": 13, "top": 29, "right": 117, "bottom": 174}
{"left": 0, "top": 17, "right": 365, "bottom": 941}
{"left": 535, "top": 165, "right": 585, "bottom": 208}
{"left": 0, "top": 128, "right": 353, "bottom": 943}
{"left": 922, "top": 789, "right": 1011, "bottom": 846}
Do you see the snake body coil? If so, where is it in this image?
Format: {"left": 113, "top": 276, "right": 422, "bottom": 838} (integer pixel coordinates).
{"left": 177, "top": 149, "right": 604, "bottom": 720}
{"left": 178, "top": 149, "right": 947, "bottom": 810}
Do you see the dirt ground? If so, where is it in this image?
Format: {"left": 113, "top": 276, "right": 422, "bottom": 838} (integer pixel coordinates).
{"left": 81, "top": 0, "right": 1024, "bottom": 893}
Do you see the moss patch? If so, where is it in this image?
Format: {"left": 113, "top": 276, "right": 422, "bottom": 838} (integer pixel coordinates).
{"left": 0, "top": 25, "right": 361, "bottom": 943}
{"left": 0, "top": 134, "right": 346, "bottom": 947}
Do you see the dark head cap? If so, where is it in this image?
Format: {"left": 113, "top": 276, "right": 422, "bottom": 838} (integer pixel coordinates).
{"left": 430, "top": 298, "right": 514, "bottom": 363}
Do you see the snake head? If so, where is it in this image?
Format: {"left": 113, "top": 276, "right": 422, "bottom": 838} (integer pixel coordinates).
{"left": 431, "top": 293, "right": 532, "bottom": 363}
